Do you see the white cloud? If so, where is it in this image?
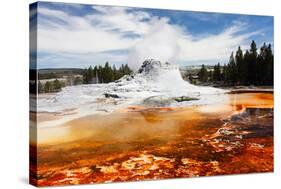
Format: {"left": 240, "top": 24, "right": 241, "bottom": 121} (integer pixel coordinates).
{"left": 37, "top": 51, "right": 128, "bottom": 68}
{"left": 37, "top": 6, "right": 149, "bottom": 54}
{"left": 90, "top": 6, "right": 151, "bottom": 35}
{"left": 36, "top": 5, "right": 261, "bottom": 68}
{"left": 178, "top": 24, "right": 262, "bottom": 63}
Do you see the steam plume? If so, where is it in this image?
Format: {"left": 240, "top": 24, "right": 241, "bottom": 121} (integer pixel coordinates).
{"left": 128, "top": 19, "right": 181, "bottom": 71}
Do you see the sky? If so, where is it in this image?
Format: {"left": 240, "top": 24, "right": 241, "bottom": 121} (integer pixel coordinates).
{"left": 30, "top": 2, "right": 273, "bottom": 69}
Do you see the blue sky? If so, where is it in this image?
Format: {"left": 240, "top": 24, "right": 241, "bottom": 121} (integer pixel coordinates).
{"left": 30, "top": 2, "right": 273, "bottom": 69}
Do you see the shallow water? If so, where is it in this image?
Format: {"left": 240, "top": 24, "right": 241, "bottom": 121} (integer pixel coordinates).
{"left": 36, "top": 93, "right": 273, "bottom": 145}
{"left": 30, "top": 92, "right": 274, "bottom": 186}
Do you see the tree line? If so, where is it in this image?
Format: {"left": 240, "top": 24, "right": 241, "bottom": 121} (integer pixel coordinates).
{"left": 38, "top": 79, "right": 64, "bottom": 93}
{"left": 197, "top": 40, "right": 273, "bottom": 86}
{"left": 82, "top": 62, "right": 132, "bottom": 84}
{"left": 37, "top": 62, "right": 133, "bottom": 93}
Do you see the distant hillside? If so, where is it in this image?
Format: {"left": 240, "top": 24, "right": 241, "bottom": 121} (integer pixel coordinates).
{"left": 180, "top": 65, "right": 214, "bottom": 71}
{"left": 38, "top": 68, "right": 84, "bottom": 80}
{"left": 38, "top": 68, "right": 84, "bottom": 74}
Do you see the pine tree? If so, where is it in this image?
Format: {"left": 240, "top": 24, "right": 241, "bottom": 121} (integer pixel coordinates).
{"left": 249, "top": 40, "right": 258, "bottom": 85}
{"left": 235, "top": 46, "right": 243, "bottom": 84}
{"left": 198, "top": 64, "right": 208, "bottom": 82}
{"left": 88, "top": 66, "right": 93, "bottom": 83}
{"left": 53, "top": 79, "right": 62, "bottom": 91}
{"left": 213, "top": 63, "right": 221, "bottom": 81}
{"left": 222, "top": 64, "right": 227, "bottom": 83}
{"left": 82, "top": 68, "right": 88, "bottom": 84}
{"left": 112, "top": 65, "right": 117, "bottom": 80}
{"left": 265, "top": 44, "right": 273, "bottom": 85}
{"left": 98, "top": 65, "right": 103, "bottom": 83}
{"left": 124, "top": 64, "right": 132, "bottom": 75}
{"left": 217, "top": 41, "right": 273, "bottom": 86}
{"left": 244, "top": 50, "right": 251, "bottom": 85}
{"left": 44, "top": 81, "right": 52, "bottom": 93}
{"left": 208, "top": 70, "right": 213, "bottom": 82}
{"left": 257, "top": 43, "right": 266, "bottom": 85}
{"left": 82, "top": 63, "right": 133, "bottom": 84}
{"left": 228, "top": 52, "right": 237, "bottom": 84}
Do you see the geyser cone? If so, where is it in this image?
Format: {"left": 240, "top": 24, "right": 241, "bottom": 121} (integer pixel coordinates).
{"left": 37, "top": 59, "right": 227, "bottom": 122}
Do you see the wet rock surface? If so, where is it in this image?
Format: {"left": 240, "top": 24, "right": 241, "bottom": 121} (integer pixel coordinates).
{"left": 143, "top": 96, "right": 176, "bottom": 107}
{"left": 30, "top": 105, "right": 273, "bottom": 186}
{"left": 172, "top": 96, "right": 199, "bottom": 102}
{"left": 104, "top": 93, "right": 120, "bottom": 98}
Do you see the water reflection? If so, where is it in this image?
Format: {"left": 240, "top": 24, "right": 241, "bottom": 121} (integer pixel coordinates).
{"left": 37, "top": 93, "right": 273, "bottom": 146}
